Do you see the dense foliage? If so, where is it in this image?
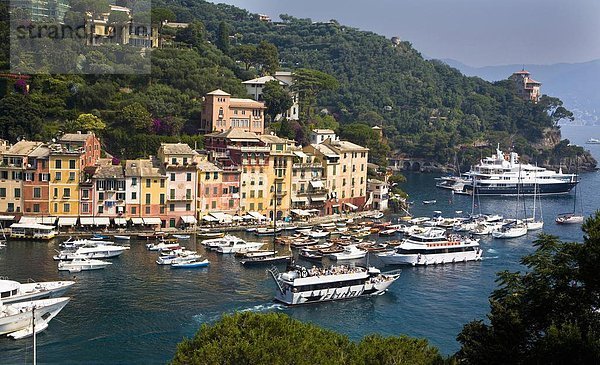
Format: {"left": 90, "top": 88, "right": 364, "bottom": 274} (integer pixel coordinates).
{"left": 456, "top": 212, "right": 600, "bottom": 364}
{"left": 171, "top": 312, "right": 445, "bottom": 365}
{"left": 0, "top": 0, "right": 592, "bottom": 168}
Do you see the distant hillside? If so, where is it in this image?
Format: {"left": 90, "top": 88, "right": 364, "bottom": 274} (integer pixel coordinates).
{"left": 440, "top": 58, "right": 600, "bottom": 126}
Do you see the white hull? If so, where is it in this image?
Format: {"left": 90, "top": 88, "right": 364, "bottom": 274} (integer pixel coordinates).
{"left": 378, "top": 249, "right": 482, "bottom": 266}
{"left": 217, "top": 242, "right": 264, "bottom": 254}
{"left": 58, "top": 260, "right": 111, "bottom": 272}
{"left": 0, "top": 297, "right": 70, "bottom": 335}
{"left": 275, "top": 278, "right": 396, "bottom": 305}
{"left": 329, "top": 252, "right": 367, "bottom": 260}
{"left": 1, "top": 280, "right": 75, "bottom": 305}
{"left": 491, "top": 226, "right": 528, "bottom": 239}
{"left": 526, "top": 221, "right": 544, "bottom": 231}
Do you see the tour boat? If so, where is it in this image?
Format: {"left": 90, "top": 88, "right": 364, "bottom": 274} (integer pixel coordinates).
{"left": 377, "top": 228, "right": 482, "bottom": 266}
{"left": 329, "top": 244, "right": 367, "bottom": 261}
{"left": 267, "top": 264, "right": 401, "bottom": 305}
{"left": 0, "top": 279, "right": 75, "bottom": 305}
{"left": 439, "top": 145, "right": 578, "bottom": 195}
{"left": 586, "top": 138, "right": 600, "bottom": 144}
{"left": 0, "top": 297, "right": 70, "bottom": 336}
{"left": 491, "top": 221, "right": 528, "bottom": 239}
{"left": 54, "top": 243, "right": 129, "bottom": 260}
{"left": 171, "top": 258, "right": 210, "bottom": 268}
{"left": 58, "top": 256, "right": 112, "bottom": 272}
{"left": 217, "top": 240, "right": 264, "bottom": 254}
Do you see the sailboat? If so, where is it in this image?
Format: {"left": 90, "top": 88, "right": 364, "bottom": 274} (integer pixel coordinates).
{"left": 556, "top": 162, "right": 584, "bottom": 224}
{"left": 526, "top": 169, "right": 544, "bottom": 231}
{"left": 492, "top": 162, "right": 527, "bottom": 239}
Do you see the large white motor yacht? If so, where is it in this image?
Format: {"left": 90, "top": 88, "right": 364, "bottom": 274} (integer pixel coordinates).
{"left": 0, "top": 297, "right": 70, "bottom": 336}
{"left": 377, "top": 228, "right": 482, "bottom": 266}
{"left": 0, "top": 279, "right": 74, "bottom": 304}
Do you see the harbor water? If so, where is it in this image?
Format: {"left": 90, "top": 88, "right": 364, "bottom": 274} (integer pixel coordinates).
{"left": 1, "top": 125, "right": 599, "bottom": 363}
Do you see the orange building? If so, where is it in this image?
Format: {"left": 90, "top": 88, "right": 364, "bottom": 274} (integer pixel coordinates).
{"left": 200, "top": 89, "right": 266, "bottom": 135}
{"left": 22, "top": 145, "right": 50, "bottom": 216}
{"left": 510, "top": 70, "right": 541, "bottom": 103}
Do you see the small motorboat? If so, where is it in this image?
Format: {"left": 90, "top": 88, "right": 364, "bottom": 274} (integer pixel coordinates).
{"left": 245, "top": 227, "right": 257, "bottom": 232}
{"left": 113, "top": 235, "right": 131, "bottom": 241}
{"left": 254, "top": 227, "right": 283, "bottom": 236}
{"left": 329, "top": 245, "right": 367, "bottom": 260}
{"left": 197, "top": 230, "right": 225, "bottom": 239}
{"left": 368, "top": 212, "right": 385, "bottom": 220}
{"left": 58, "top": 256, "right": 112, "bottom": 272}
{"left": 300, "top": 249, "right": 323, "bottom": 261}
{"left": 146, "top": 242, "right": 181, "bottom": 251}
{"left": 172, "top": 234, "right": 191, "bottom": 240}
{"left": 171, "top": 258, "right": 210, "bottom": 268}
{"left": 240, "top": 254, "right": 292, "bottom": 266}
{"left": 89, "top": 234, "right": 109, "bottom": 241}
{"left": 422, "top": 200, "right": 437, "bottom": 205}
{"left": 308, "top": 230, "right": 329, "bottom": 239}
{"left": 379, "top": 228, "right": 397, "bottom": 236}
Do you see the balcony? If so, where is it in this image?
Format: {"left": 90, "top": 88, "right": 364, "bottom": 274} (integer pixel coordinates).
{"left": 168, "top": 195, "right": 194, "bottom": 202}
{"left": 292, "top": 163, "right": 323, "bottom": 169}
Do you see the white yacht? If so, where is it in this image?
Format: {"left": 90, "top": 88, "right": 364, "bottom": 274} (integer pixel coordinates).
{"left": 156, "top": 250, "right": 200, "bottom": 265}
{"left": 202, "top": 235, "right": 247, "bottom": 250}
{"left": 329, "top": 245, "right": 367, "bottom": 260}
{"left": 377, "top": 228, "right": 482, "bottom": 266}
{"left": 438, "top": 145, "right": 578, "bottom": 195}
{"left": 58, "top": 256, "right": 112, "bottom": 272}
{"left": 491, "top": 221, "right": 528, "bottom": 239}
{"left": 586, "top": 138, "right": 600, "bottom": 144}
{"left": 267, "top": 265, "right": 401, "bottom": 305}
{"left": 0, "top": 279, "right": 75, "bottom": 304}
{"left": 217, "top": 240, "right": 264, "bottom": 254}
{"left": 0, "top": 297, "right": 70, "bottom": 336}
{"left": 54, "top": 243, "right": 129, "bottom": 260}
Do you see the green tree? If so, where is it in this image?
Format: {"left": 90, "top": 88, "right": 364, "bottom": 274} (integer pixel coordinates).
{"left": 68, "top": 113, "right": 106, "bottom": 133}
{"left": 215, "top": 21, "right": 231, "bottom": 53}
{"left": 254, "top": 40, "right": 279, "bottom": 75}
{"left": 262, "top": 80, "right": 292, "bottom": 124}
{"left": 456, "top": 212, "right": 600, "bottom": 364}
{"left": 292, "top": 68, "right": 339, "bottom": 120}
{"left": 171, "top": 312, "right": 444, "bottom": 365}
{"left": 340, "top": 122, "right": 390, "bottom": 167}
{"left": 117, "top": 102, "right": 152, "bottom": 132}
{"left": 175, "top": 21, "right": 205, "bottom": 48}
{"left": 233, "top": 44, "right": 257, "bottom": 70}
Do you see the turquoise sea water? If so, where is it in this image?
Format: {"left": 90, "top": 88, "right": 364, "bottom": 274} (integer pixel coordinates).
{"left": 1, "top": 125, "right": 599, "bottom": 364}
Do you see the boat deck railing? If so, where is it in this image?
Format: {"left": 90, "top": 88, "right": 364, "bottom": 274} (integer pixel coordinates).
{"left": 266, "top": 266, "right": 285, "bottom": 294}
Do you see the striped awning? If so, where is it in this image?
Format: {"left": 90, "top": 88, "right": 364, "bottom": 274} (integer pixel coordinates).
{"left": 143, "top": 217, "right": 162, "bottom": 225}
{"left": 114, "top": 218, "right": 128, "bottom": 226}
{"left": 58, "top": 217, "right": 78, "bottom": 227}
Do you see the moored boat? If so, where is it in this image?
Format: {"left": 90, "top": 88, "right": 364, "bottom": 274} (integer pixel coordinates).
{"left": 171, "top": 258, "right": 210, "bottom": 268}
{"left": 267, "top": 265, "right": 401, "bottom": 305}
{"left": 0, "top": 297, "right": 70, "bottom": 336}
{"left": 0, "top": 279, "right": 75, "bottom": 304}
{"left": 57, "top": 256, "right": 112, "bottom": 272}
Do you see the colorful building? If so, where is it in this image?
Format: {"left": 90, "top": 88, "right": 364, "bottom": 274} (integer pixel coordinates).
{"left": 22, "top": 145, "right": 50, "bottom": 216}
{"left": 242, "top": 71, "right": 299, "bottom": 121}
{"left": 91, "top": 160, "right": 126, "bottom": 218}
{"left": 158, "top": 143, "right": 199, "bottom": 228}
{"left": 259, "top": 134, "right": 295, "bottom": 220}
{"left": 290, "top": 150, "right": 327, "bottom": 213}
{"left": 200, "top": 89, "right": 266, "bottom": 135}
{"left": 138, "top": 157, "right": 167, "bottom": 226}
{"left": 0, "top": 141, "right": 43, "bottom": 216}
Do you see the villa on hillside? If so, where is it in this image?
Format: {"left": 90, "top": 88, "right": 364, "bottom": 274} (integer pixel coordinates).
{"left": 200, "top": 89, "right": 266, "bottom": 135}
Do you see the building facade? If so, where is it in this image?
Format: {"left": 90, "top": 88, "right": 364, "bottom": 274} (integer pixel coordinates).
{"left": 510, "top": 70, "right": 542, "bottom": 103}
{"left": 200, "top": 89, "right": 266, "bottom": 135}
{"left": 242, "top": 72, "right": 299, "bottom": 121}
{"left": 367, "top": 178, "right": 389, "bottom": 211}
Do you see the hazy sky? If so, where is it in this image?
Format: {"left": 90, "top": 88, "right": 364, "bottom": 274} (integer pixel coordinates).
{"left": 214, "top": 0, "right": 600, "bottom": 67}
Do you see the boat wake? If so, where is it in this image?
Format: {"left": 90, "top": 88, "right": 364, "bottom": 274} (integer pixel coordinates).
{"left": 487, "top": 248, "right": 498, "bottom": 254}
{"left": 239, "top": 303, "right": 286, "bottom": 313}
{"left": 482, "top": 256, "right": 499, "bottom": 260}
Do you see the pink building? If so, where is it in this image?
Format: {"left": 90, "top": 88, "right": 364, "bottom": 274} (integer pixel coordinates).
{"left": 200, "top": 89, "right": 266, "bottom": 135}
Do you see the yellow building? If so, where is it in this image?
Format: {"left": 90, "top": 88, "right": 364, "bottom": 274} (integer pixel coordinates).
{"left": 48, "top": 147, "right": 82, "bottom": 216}
{"left": 258, "top": 134, "right": 294, "bottom": 220}
{"left": 139, "top": 158, "right": 167, "bottom": 224}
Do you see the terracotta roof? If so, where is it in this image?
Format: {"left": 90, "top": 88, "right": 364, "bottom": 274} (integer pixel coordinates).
{"left": 526, "top": 78, "right": 541, "bottom": 84}
{"left": 160, "top": 143, "right": 197, "bottom": 155}
{"left": 59, "top": 132, "right": 94, "bottom": 143}
{"left": 6, "top": 141, "right": 43, "bottom": 156}
{"left": 229, "top": 98, "right": 265, "bottom": 108}
{"left": 258, "top": 134, "right": 290, "bottom": 145}
{"left": 139, "top": 158, "right": 164, "bottom": 177}
{"left": 207, "top": 89, "right": 231, "bottom": 96}
{"left": 28, "top": 145, "right": 50, "bottom": 158}
{"left": 197, "top": 160, "right": 221, "bottom": 172}
{"left": 206, "top": 129, "right": 261, "bottom": 141}
{"left": 93, "top": 164, "right": 124, "bottom": 179}
{"left": 310, "top": 143, "right": 339, "bottom": 158}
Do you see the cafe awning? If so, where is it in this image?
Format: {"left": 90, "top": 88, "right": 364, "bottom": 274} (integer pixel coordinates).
{"left": 246, "top": 211, "right": 267, "bottom": 220}
{"left": 291, "top": 196, "right": 308, "bottom": 203}
{"left": 291, "top": 209, "right": 310, "bottom": 216}
{"left": 143, "top": 217, "right": 162, "bottom": 225}
{"left": 0, "top": 215, "right": 15, "bottom": 221}
{"left": 309, "top": 180, "right": 324, "bottom": 189}
{"left": 58, "top": 217, "right": 78, "bottom": 227}
{"left": 345, "top": 202, "right": 359, "bottom": 211}
{"left": 181, "top": 215, "right": 197, "bottom": 224}
{"left": 80, "top": 217, "right": 110, "bottom": 226}
{"left": 114, "top": 218, "right": 128, "bottom": 226}
{"left": 310, "top": 195, "right": 326, "bottom": 202}
{"left": 36, "top": 216, "right": 57, "bottom": 225}
{"left": 131, "top": 217, "right": 144, "bottom": 225}
{"left": 202, "top": 215, "right": 218, "bottom": 222}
